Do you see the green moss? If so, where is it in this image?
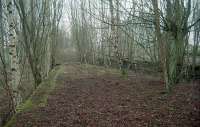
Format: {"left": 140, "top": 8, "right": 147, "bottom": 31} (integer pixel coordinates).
{"left": 16, "top": 100, "right": 33, "bottom": 113}
{"left": 4, "top": 65, "right": 65, "bottom": 127}
{"left": 4, "top": 64, "right": 119, "bottom": 127}
{"left": 82, "top": 64, "right": 120, "bottom": 76}
{"left": 4, "top": 117, "right": 17, "bottom": 127}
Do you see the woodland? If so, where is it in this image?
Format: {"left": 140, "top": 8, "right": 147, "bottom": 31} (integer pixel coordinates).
{"left": 0, "top": 0, "right": 200, "bottom": 126}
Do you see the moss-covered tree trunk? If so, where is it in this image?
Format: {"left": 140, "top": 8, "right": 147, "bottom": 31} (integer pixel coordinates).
{"left": 164, "top": 0, "right": 191, "bottom": 86}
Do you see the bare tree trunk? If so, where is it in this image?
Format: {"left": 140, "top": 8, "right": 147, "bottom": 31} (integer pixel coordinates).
{"left": 192, "top": 2, "right": 200, "bottom": 73}
{"left": 152, "top": 0, "right": 169, "bottom": 91}
{"left": 7, "top": 0, "right": 22, "bottom": 112}
{"left": 109, "top": 0, "right": 121, "bottom": 64}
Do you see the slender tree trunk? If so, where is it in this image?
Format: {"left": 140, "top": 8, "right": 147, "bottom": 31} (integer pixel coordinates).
{"left": 152, "top": 0, "right": 169, "bottom": 91}
{"left": 192, "top": 2, "right": 200, "bottom": 73}
{"left": 109, "top": 0, "right": 120, "bottom": 64}
{"left": 7, "top": 0, "right": 22, "bottom": 112}
{"left": 50, "top": 0, "right": 57, "bottom": 69}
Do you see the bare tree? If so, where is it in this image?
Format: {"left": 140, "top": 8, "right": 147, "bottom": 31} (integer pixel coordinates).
{"left": 6, "top": 0, "right": 21, "bottom": 112}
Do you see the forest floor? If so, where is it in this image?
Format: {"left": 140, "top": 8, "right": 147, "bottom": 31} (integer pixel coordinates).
{"left": 5, "top": 64, "right": 200, "bottom": 127}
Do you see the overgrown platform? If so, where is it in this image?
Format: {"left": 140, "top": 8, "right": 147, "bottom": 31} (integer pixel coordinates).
{"left": 5, "top": 64, "right": 200, "bottom": 127}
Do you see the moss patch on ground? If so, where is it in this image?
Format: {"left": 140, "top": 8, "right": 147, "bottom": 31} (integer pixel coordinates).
{"left": 62, "top": 64, "right": 121, "bottom": 79}
{"left": 4, "top": 64, "right": 121, "bottom": 127}
{"left": 4, "top": 65, "right": 65, "bottom": 127}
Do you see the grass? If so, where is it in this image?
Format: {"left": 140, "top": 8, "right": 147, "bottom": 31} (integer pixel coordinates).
{"left": 81, "top": 64, "right": 120, "bottom": 76}
{"left": 4, "top": 65, "right": 65, "bottom": 127}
